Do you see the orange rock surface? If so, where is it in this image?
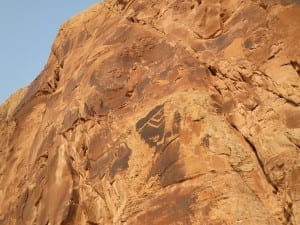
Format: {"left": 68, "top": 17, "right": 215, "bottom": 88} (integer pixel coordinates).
{"left": 0, "top": 0, "right": 300, "bottom": 224}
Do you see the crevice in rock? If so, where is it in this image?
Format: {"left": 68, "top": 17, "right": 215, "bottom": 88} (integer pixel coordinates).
{"left": 285, "top": 134, "right": 300, "bottom": 150}
{"left": 244, "top": 137, "right": 279, "bottom": 193}
{"left": 229, "top": 122, "right": 279, "bottom": 193}
{"left": 19, "top": 189, "right": 29, "bottom": 222}
{"left": 175, "top": 171, "right": 217, "bottom": 186}
{"left": 217, "top": 70, "right": 242, "bottom": 82}
{"left": 157, "top": 135, "right": 179, "bottom": 155}
{"left": 258, "top": 2, "right": 268, "bottom": 11}
{"left": 208, "top": 65, "right": 218, "bottom": 76}
{"left": 290, "top": 60, "right": 300, "bottom": 76}
{"left": 267, "top": 47, "right": 281, "bottom": 60}
{"left": 284, "top": 200, "right": 294, "bottom": 225}
{"left": 216, "top": 66, "right": 299, "bottom": 107}
{"left": 251, "top": 103, "right": 260, "bottom": 111}
{"left": 123, "top": 0, "right": 137, "bottom": 12}
{"left": 87, "top": 221, "right": 99, "bottom": 225}
{"left": 35, "top": 90, "right": 53, "bottom": 97}
{"left": 60, "top": 117, "right": 91, "bottom": 137}
{"left": 34, "top": 190, "right": 43, "bottom": 207}
{"left": 213, "top": 85, "right": 222, "bottom": 95}
{"left": 265, "top": 88, "right": 299, "bottom": 107}
{"left": 115, "top": 0, "right": 137, "bottom": 12}
{"left": 127, "top": 16, "right": 145, "bottom": 25}
{"left": 36, "top": 66, "right": 62, "bottom": 97}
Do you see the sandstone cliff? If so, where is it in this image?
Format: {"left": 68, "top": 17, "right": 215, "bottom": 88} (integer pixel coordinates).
{"left": 0, "top": 0, "right": 300, "bottom": 224}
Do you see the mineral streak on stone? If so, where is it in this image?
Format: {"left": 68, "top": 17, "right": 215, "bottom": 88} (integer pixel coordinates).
{"left": 0, "top": 0, "right": 300, "bottom": 224}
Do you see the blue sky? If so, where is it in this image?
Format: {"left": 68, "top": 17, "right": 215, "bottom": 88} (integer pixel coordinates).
{"left": 0, "top": 1, "right": 101, "bottom": 103}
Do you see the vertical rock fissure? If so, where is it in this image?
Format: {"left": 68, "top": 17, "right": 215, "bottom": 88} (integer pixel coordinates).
{"left": 229, "top": 123, "right": 279, "bottom": 193}
{"left": 243, "top": 136, "right": 279, "bottom": 193}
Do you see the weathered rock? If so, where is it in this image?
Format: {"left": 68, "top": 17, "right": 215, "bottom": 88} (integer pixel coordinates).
{"left": 0, "top": 0, "right": 299, "bottom": 224}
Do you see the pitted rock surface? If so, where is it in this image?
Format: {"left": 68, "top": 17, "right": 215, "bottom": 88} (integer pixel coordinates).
{"left": 0, "top": 0, "right": 299, "bottom": 224}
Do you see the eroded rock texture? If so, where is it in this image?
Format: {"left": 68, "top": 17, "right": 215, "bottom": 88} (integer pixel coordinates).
{"left": 0, "top": 0, "right": 300, "bottom": 224}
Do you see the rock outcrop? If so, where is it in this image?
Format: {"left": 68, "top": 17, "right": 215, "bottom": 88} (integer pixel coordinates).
{"left": 0, "top": 0, "right": 299, "bottom": 224}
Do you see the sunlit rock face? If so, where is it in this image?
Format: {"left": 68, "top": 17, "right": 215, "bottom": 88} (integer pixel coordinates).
{"left": 0, "top": 0, "right": 299, "bottom": 224}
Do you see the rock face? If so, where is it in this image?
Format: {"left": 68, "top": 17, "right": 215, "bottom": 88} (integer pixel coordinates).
{"left": 0, "top": 0, "right": 300, "bottom": 224}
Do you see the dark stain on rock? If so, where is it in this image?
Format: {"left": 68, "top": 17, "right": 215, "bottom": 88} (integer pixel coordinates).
{"left": 45, "top": 92, "right": 61, "bottom": 110}
{"left": 201, "top": 202, "right": 215, "bottom": 217}
{"left": 286, "top": 110, "right": 300, "bottom": 128}
{"left": 222, "top": 99, "right": 236, "bottom": 113}
{"left": 62, "top": 38, "right": 71, "bottom": 56}
{"left": 89, "top": 54, "right": 130, "bottom": 93}
{"left": 290, "top": 60, "right": 300, "bottom": 75}
{"left": 87, "top": 222, "right": 99, "bottom": 225}
{"left": 202, "top": 134, "right": 210, "bottom": 148}
{"left": 181, "top": 54, "right": 200, "bottom": 67}
{"left": 102, "top": 90, "right": 128, "bottom": 111}
{"left": 84, "top": 92, "right": 104, "bottom": 116}
{"left": 62, "top": 109, "right": 79, "bottom": 131}
{"left": 160, "top": 66, "right": 172, "bottom": 78}
{"left": 36, "top": 127, "right": 57, "bottom": 160}
{"left": 21, "top": 184, "right": 44, "bottom": 223}
{"left": 14, "top": 95, "right": 44, "bottom": 124}
{"left": 15, "top": 189, "right": 29, "bottom": 222}
{"left": 144, "top": 41, "right": 175, "bottom": 64}
{"left": 280, "top": 0, "right": 300, "bottom": 5}
{"left": 210, "top": 29, "right": 243, "bottom": 51}
{"left": 136, "top": 77, "right": 150, "bottom": 97}
{"left": 211, "top": 33, "right": 234, "bottom": 51}
{"left": 158, "top": 141, "right": 186, "bottom": 187}
{"left": 208, "top": 65, "right": 218, "bottom": 76}
{"left": 244, "top": 38, "right": 253, "bottom": 49}
{"left": 135, "top": 188, "right": 196, "bottom": 225}
{"left": 89, "top": 61, "right": 132, "bottom": 112}
{"left": 187, "top": 66, "right": 210, "bottom": 85}
{"left": 61, "top": 189, "right": 80, "bottom": 225}
{"left": 136, "top": 104, "right": 165, "bottom": 148}
{"left": 103, "top": 25, "right": 134, "bottom": 45}
{"left": 63, "top": 79, "right": 78, "bottom": 100}
{"left": 89, "top": 152, "right": 113, "bottom": 179}
{"left": 148, "top": 140, "right": 181, "bottom": 186}
{"left": 172, "top": 111, "right": 181, "bottom": 134}
{"left": 164, "top": 131, "right": 172, "bottom": 140}
{"left": 88, "top": 129, "right": 111, "bottom": 161}
{"left": 77, "top": 30, "right": 91, "bottom": 45}
{"left": 110, "top": 143, "right": 132, "bottom": 178}
{"left": 91, "top": 70, "right": 126, "bottom": 93}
